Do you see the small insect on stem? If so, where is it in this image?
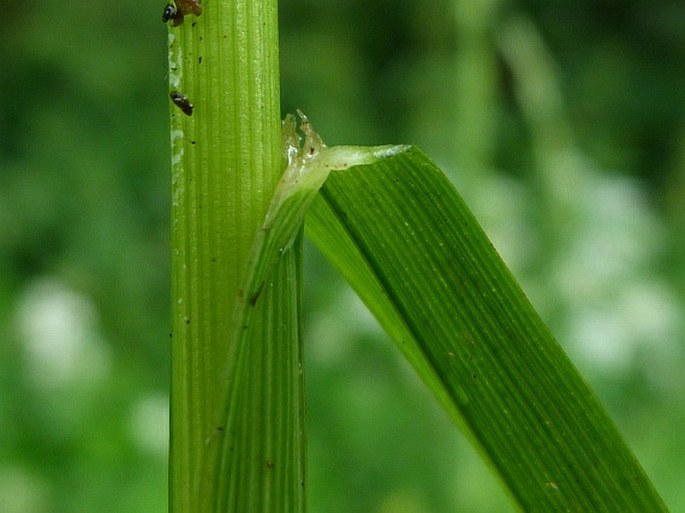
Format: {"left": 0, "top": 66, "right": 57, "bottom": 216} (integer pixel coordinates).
{"left": 162, "top": 4, "right": 181, "bottom": 25}
{"left": 170, "top": 91, "right": 193, "bottom": 116}
{"left": 162, "top": 0, "right": 202, "bottom": 26}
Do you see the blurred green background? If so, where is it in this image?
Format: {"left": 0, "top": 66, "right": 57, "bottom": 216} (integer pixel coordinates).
{"left": 1, "top": 0, "right": 684, "bottom": 512}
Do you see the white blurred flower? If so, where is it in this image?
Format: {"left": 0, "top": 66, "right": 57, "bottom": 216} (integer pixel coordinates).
{"left": 15, "top": 277, "right": 111, "bottom": 388}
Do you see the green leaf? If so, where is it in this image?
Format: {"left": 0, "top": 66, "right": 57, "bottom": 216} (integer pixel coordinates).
{"left": 303, "top": 146, "right": 669, "bottom": 512}
{"left": 222, "top": 114, "right": 667, "bottom": 511}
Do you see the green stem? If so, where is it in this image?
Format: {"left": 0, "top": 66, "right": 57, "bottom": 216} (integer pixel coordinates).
{"left": 167, "top": 1, "right": 305, "bottom": 512}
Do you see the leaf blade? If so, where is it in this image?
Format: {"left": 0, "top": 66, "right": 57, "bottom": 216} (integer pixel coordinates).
{"left": 306, "top": 146, "right": 668, "bottom": 513}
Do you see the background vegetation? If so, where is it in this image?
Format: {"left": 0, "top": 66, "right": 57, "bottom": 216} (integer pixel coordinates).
{"left": 1, "top": 0, "right": 683, "bottom": 512}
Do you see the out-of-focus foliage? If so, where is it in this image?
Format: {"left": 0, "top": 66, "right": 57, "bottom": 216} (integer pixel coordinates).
{"left": 1, "top": 1, "right": 170, "bottom": 512}
{"left": 1, "top": 0, "right": 683, "bottom": 512}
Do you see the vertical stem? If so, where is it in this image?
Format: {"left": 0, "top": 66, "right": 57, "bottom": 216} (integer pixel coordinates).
{"left": 168, "top": 1, "right": 305, "bottom": 512}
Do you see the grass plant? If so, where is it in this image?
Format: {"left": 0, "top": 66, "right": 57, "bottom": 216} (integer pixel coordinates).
{"left": 167, "top": 1, "right": 669, "bottom": 512}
